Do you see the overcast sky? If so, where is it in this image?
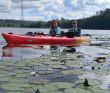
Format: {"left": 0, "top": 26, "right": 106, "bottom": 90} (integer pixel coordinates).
{"left": 0, "top": 0, "right": 110, "bottom": 21}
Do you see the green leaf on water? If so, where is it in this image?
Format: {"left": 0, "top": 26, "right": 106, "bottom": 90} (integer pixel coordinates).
{"left": 49, "top": 65, "right": 66, "bottom": 69}
{"left": 0, "top": 65, "right": 6, "bottom": 69}
{"left": 94, "top": 70, "right": 110, "bottom": 74}
{"left": 50, "top": 73, "right": 64, "bottom": 78}
{"left": 42, "top": 61, "right": 57, "bottom": 65}
{"left": 75, "top": 79, "right": 102, "bottom": 86}
{"left": 29, "top": 81, "right": 44, "bottom": 85}
{"left": 50, "top": 82, "right": 75, "bottom": 89}
{"left": 9, "top": 79, "right": 28, "bottom": 83}
{"left": 3, "top": 67, "right": 12, "bottom": 71}
{"left": 4, "top": 63, "right": 14, "bottom": 66}
{"left": 31, "top": 85, "right": 44, "bottom": 91}
{"left": 65, "top": 88, "right": 93, "bottom": 93}
{"left": 15, "top": 63, "right": 28, "bottom": 67}
{"left": 1, "top": 83, "right": 28, "bottom": 91}
{"left": 42, "top": 91, "right": 64, "bottom": 93}
{"left": 91, "top": 88, "right": 110, "bottom": 93}
{"left": 37, "top": 70, "right": 52, "bottom": 75}
{"left": 61, "top": 69, "right": 89, "bottom": 75}
{"left": 25, "top": 87, "right": 34, "bottom": 92}
{"left": 0, "top": 77, "right": 9, "bottom": 81}
{"left": 1, "top": 83, "right": 31, "bottom": 91}
{"left": 44, "top": 84, "right": 58, "bottom": 91}
{"left": 14, "top": 74, "right": 28, "bottom": 78}
{"left": 0, "top": 74, "right": 8, "bottom": 77}
{"left": 29, "top": 79, "right": 50, "bottom": 85}
{"left": 15, "top": 70, "right": 29, "bottom": 74}
{"left": 0, "top": 71, "right": 16, "bottom": 76}
{"left": 4, "top": 91, "right": 24, "bottom": 93}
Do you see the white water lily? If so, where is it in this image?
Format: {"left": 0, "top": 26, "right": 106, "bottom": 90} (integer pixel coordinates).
{"left": 50, "top": 57, "right": 56, "bottom": 60}
{"left": 48, "top": 68, "right": 53, "bottom": 71}
{"left": 30, "top": 72, "right": 36, "bottom": 76}
{"left": 78, "top": 76, "right": 85, "bottom": 79}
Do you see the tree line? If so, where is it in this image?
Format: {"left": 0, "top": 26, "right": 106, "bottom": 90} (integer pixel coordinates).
{"left": 0, "top": 8, "right": 110, "bottom": 29}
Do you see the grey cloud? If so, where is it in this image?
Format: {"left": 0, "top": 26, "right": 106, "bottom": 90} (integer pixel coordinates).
{"left": 63, "top": 0, "right": 86, "bottom": 11}
{"left": 11, "top": 0, "right": 41, "bottom": 9}
{"left": 63, "top": 0, "right": 108, "bottom": 11}
{"left": 11, "top": 0, "right": 40, "bottom": 3}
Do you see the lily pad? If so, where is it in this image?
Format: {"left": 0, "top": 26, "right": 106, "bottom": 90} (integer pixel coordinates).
{"left": 75, "top": 79, "right": 102, "bottom": 86}
{"left": 66, "top": 64, "right": 83, "bottom": 68}
{"left": 91, "top": 88, "right": 110, "bottom": 93}
{"left": 0, "top": 77, "right": 9, "bottom": 81}
{"left": 1, "top": 83, "right": 27, "bottom": 91}
{"left": 4, "top": 63, "right": 14, "bottom": 66}
{"left": 31, "top": 85, "right": 44, "bottom": 91}
{"left": 1, "top": 83, "right": 31, "bottom": 91}
{"left": 50, "top": 73, "right": 64, "bottom": 78}
{"left": 37, "top": 70, "right": 52, "bottom": 75}
{"left": 61, "top": 69, "right": 89, "bottom": 75}
{"left": 3, "top": 67, "right": 12, "bottom": 71}
{"left": 29, "top": 81, "right": 44, "bottom": 85}
{"left": 9, "top": 79, "right": 28, "bottom": 83}
{"left": 38, "top": 84, "right": 58, "bottom": 92}
{"left": 0, "top": 71, "right": 16, "bottom": 76}
{"left": 15, "top": 63, "right": 28, "bottom": 67}
{"left": 15, "top": 70, "right": 29, "bottom": 74}
{"left": 29, "top": 62, "right": 43, "bottom": 66}
{"left": 14, "top": 74, "right": 28, "bottom": 78}
{"left": 94, "top": 70, "right": 110, "bottom": 74}
{"left": 42, "top": 91, "right": 64, "bottom": 93}
{"left": 50, "top": 82, "right": 75, "bottom": 89}
{"left": 22, "top": 67, "right": 30, "bottom": 70}
{"left": 44, "top": 84, "right": 58, "bottom": 91}
{"left": 4, "top": 91, "right": 24, "bottom": 93}
{"left": 0, "top": 65, "right": 6, "bottom": 69}
{"left": 65, "top": 88, "right": 93, "bottom": 93}
{"left": 25, "top": 87, "right": 34, "bottom": 92}
{"left": 0, "top": 74, "right": 8, "bottom": 77}
{"left": 49, "top": 65, "right": 66, "bottom": 69}
{"left": 42, "top": 61, "right": 57, "bottom": 65}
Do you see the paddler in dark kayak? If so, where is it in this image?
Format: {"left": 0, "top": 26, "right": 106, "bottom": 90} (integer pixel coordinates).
{"left": 48, "top": 20, "right": 61, "bottom": 36}
{"left": 66, "top": 20, "right": 81, "bottom": 38}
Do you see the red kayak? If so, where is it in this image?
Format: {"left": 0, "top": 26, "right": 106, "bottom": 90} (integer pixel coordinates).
{"left": 2, "top": 33, "right": 90, "bottom": 44}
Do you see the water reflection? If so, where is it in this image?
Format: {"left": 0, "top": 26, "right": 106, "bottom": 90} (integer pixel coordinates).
{"left": 2, "top": 44, "right": 43, "bottom": 58}
{"left": 1, "top": 41, "right": 90, "bottom": 59}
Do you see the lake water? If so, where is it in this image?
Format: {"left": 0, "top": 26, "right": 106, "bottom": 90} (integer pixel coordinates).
{"left": 0, "top": 28, "right": 110, "bottom": 93}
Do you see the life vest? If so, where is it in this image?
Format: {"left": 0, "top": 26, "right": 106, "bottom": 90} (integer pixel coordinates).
{"left": 50, "top": 29, "right": 57, "bottom": 34}
{"left": 69, "top": 28, "right": 78, "bottom": 33}
{"left": 50, "top": 27, "right": 61, "bottom": 35}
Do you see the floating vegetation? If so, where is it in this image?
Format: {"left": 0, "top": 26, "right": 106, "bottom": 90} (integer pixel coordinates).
{"left": 75, "top": 78, "right": 102, "bottom": 86}
{"left": 50, "top": 82, "right": 75, "bottom": 89}
{"left": 1, "top": 83, "right": 31, "bottom": 91}
{"left": 49, "top": 65, "right": 66, "bottom": 69}
{"left": 65, "top": 87, "right": 93, "bottom": 93}
{"left": 94, "top": 70, "right": 110, "bottom": 75}
{"left": 49, "top": 73, "right": 64, "bottom": 78}
{"left": 61, "top": 69, "right": 89, "bottom": 75}
{"left": 0, "top": 33, "right": 110, "bottom": 92}
{"left": 37, "top": 70, "right": 52, "bottom": 75}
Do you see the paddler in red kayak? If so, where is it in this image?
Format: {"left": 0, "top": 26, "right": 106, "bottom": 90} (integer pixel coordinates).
{"left": 67, "top": 20, "right": 81, "bottom": 38}
{"left": 48, "top": 20, "right": 61, "bottom": 36}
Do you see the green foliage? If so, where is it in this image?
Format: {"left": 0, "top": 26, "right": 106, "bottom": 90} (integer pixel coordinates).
{"left": 0, "top": 8, "right": 110, "bottom": 29}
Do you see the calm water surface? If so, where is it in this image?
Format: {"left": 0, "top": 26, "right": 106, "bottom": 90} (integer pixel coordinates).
{"left": 0, "top": 28, "right": 110, "bottom": 92}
